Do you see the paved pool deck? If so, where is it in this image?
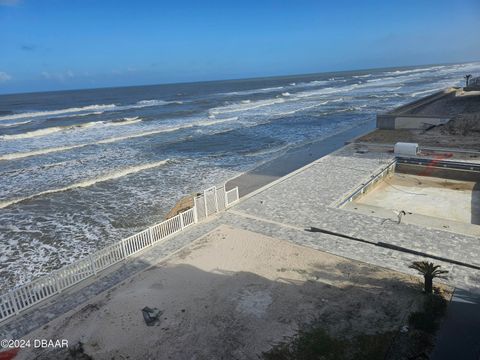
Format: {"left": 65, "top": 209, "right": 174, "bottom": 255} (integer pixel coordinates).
{"left": 2, "top": 143, "right": 480, "bottom": 346}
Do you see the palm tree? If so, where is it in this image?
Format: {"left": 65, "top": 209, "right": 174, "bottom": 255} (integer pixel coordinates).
{"left": 465, "top": 74, "right": 472, "bottom": 87}
{"left": 409, "top": 261, "right": 448, "bottom": 294}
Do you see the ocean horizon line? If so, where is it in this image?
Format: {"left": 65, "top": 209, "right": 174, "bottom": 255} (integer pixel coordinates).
{"left": 1, "top": 59, "right": 477, "bottom": 97}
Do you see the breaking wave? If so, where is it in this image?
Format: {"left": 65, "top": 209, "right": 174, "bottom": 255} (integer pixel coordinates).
{"left": 384, "top": 66, "right": 446, "bottom": 76}
{"left": 0, "top": 99, "right": 176, "bottom": 122}
{"left": 209, "top": 98, "right": 286, "bottom": 115}
{"left": 0, "top": 159, "right": 171, "bottom": 209}
{"left": 0, "top": 104, "right": 117, "bottom": 122}
{"left": 411, "top": 88, "right": 441, "bottom": 97}
{"left": 0, "top": 144, "right": 90, "bottom": 161}
{"left": 0, "top": 121, "right": 103, "bottom": 140}
{"left": 294, "top": 84, "right": 358, "bottom": 98}
{"left": 0, "top": 117, "right": 144, "bottom": 141}
{"left": 270, "top": 98, "right": 344, "bottom": 117}
{"left": 353, "top": 74, "right": 372, "bottom": 79}
{"left": 0, "top": 120, "right": 32, "bottom": 128}
{"left": 0, "top": 117, "right": 238, "bottom": 161}
{"left": 109, "top": 116, "right": 142, "bottom": 126}
{"left": 220, "top": 86, "right": 284, "bottom": 96}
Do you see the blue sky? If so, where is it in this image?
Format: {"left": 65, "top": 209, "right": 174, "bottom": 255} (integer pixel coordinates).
{"left": 0, "top": 0, "right": 479, "bottom": 94}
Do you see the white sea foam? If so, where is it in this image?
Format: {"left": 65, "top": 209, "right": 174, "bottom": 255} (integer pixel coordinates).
{"left": 384, "top": 66, "right": 445, "bottom": 76}
{"left": 362, "top": 74, "right": 417, "bottom": 87}
{"left": 0, "top": 116, "right": 239, "bottom": 161}
{"left": 109, "top": 116, "right": 142, "bottom": 126}
{"left": 0, "top": 99, "right": 175, "bottom": 122}
{"left": 272, "top": 104, "right": 319, "bottom": 116}
{"left": 198, "top": 116, "right": 238, "bottom": 127}
{"left": 294, "top": 84, "right": 358, "bottom": 98}
{"left": 0, "top": 120, "right": 32, "bottom": 127}
{"left": 96, "top": 124, "right": 194, "bottom": 145}
{"left": 0, "top": 144, "right": 89, "bottom": 161}
{"left": 135, "top": 99, "right": 172, "bottom": 107}
{"left": 0, "top": 121, "right": 103, "bottom": 140}
{"left": 0, "top": 159, "right": 170, "bottom": 209}
{"left": 244, "top": 144, "right": 290, "bottom": 157}
{"left": 221, "top": 86, "right": 284, "bottom": 96}
{"left": 98, "top": 116, "right": 238, "bottom": 144}
{"left": 367, "top": 93, "right": 401, "bottom": 99}
{"left": 0, "top": 104, "right": 117, "bottom": 122}
{"left": 209, "top": 98, "right": 286, "bottom": 115}
{"left": 271, "top": 98, "right": 344, "bottom": 117}
{"left": 353, "top": 74, "right": 372, "bottom": 78}
{"left": 67, "top": 111, "right": 105, "bottom": 118}
{"left": 411, "top": 88, "right": 440, "bottom": 97}
{"left": 1, "top": 127, "right": 65, "bottom": 140}
{"left": 0, "top": 117, "right": 143, "bottom": 141}
{"left": 367, "top": 77, "right": 395, "bottom": 83}
{"left": 297, "top": 80, "right": 330, "bottom": 88}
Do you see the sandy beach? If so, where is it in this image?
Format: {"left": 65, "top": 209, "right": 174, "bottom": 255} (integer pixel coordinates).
{"left": 18, "top": 225, "right": 424, "bottom": 359}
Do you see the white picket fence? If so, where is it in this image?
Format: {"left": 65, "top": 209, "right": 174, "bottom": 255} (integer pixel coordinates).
{"left": 0, "top": 184, "right": 240, "bottom": 324}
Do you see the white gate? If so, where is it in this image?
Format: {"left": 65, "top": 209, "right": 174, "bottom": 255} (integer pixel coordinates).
{"left": 194, "top": 195, "right": 206, "bottom": 222}
{"left": 216, "top": 185, "right": 227, "bottom": 212}
{"left": 204, "top": 186, "right": 218, "bottom": 216}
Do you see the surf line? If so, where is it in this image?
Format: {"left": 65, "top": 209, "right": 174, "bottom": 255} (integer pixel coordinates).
{"left": 0, "top": 116, "right": 239, "bottom": 161}
{"left": 0, "top": 159, "right": 170, "bottom": 209}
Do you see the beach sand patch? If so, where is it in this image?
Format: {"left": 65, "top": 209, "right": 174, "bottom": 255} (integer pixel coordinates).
{"left": 18, "top": 225, "right": 425, "bottom": 360}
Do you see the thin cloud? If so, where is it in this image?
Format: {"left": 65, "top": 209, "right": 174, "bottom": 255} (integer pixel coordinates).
{"left": 41, "top": 70, "right": 75, "bottom": 81}
{"left": 21, "top": 44, "right": 36, "bottom": 51}
{"left": 0, "top": 72, "right": 12, "bottom": 82}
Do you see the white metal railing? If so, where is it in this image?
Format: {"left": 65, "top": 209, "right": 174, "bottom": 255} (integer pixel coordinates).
{"left": 0, "top": 184, "right": 239, "bottom": 324}
{"left": 226, "top": 187, "right": 240, "bottom": 207}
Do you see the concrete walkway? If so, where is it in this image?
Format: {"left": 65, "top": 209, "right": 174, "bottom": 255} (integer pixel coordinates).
{"left": 226, "top": 121, "right": 375, "bottom": 197}
{"left": 431, "top": 289, "right": 480, "bottom": 360}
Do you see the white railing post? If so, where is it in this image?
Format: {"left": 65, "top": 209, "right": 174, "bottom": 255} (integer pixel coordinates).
{"left": 224, "top": 184, "right": 228, "bottom": 208}
{"left": 203, "top": 190, "right": 208, "bottom": 217}
{"left": 8, "top": 292, "right": 19, "bottom": 315}
{"left": 193, "top": 201, "right": 198, "bottom": 223}
{"left": 53, "top": 271, "right": 61, "bottom": 293}
{"left": 213, "top": 186, "right": 218, "bottom": 213}
{"left": 89, "top": 254, "right": 97, "bottom": 276}
{"left": 121, "top": 238, "right": 127, "bottom": 259}
{"left": 180, "top": 213, "right": 185, "bottom": 229}
{"left": 235, "top": 187, "right": 239, "bottom": 202}
{"left": 148, "top": 227, "right": 154, "bottom": 246}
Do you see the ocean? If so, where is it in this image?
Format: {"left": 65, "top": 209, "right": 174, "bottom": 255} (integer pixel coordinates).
{"left": 1, "top": 61, "right": 479, "bottom": 290}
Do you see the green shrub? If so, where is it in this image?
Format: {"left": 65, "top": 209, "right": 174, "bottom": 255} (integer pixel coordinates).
{"left": 263, "top": 328, "right": 346, "bottom": 360}
{"left": 408, "top": 294, "right": 447, "bottom": 334}
{"left": 352, "top": 332, "right": 394, "bottom": 360}
{"left": 425, "top": 293, "right": 447, "bottom": 317}
{"left": 263, "top": 327, "right": 395, "bottom": 360}
{"left": 408, "top": 311, "right": 437, "bottom": 333}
